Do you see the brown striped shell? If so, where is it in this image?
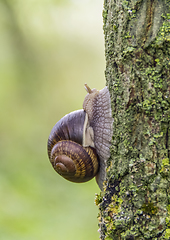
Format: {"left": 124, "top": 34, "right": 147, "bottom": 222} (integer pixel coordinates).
{"left": 47, "top": 109, "right": 99, "bottom": 183}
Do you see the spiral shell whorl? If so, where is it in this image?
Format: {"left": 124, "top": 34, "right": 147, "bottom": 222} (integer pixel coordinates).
{"left": 50, "top": 140, "right": 99, "bottom": 183}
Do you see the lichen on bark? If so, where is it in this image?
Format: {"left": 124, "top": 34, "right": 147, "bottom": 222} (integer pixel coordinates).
{"left": 96, "top": 0, "right": 170, "bottom": 239}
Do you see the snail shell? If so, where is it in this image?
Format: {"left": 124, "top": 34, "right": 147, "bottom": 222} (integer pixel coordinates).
{"left": 47, "top": 85, "right": 113, "bottom": 190}
{"left": 48, "top": 109, "right": 99, "bottom": 183}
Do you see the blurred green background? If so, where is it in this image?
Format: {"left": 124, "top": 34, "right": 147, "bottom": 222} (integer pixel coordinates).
{"left": 0, "top": 0, "right": 106, "bottom": 239}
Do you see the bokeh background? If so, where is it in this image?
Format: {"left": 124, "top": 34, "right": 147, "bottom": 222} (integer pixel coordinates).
{"left": 0, "top": 0, "right": 106, "bottom": 239}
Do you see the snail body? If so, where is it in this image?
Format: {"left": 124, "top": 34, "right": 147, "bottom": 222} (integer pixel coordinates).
{"left": 47, "top": 85, "right": 113, "bottom": 190}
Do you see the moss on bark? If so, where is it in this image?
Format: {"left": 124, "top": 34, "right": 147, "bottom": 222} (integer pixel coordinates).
{"left": 96, "top": 0, "right": 170, "bottom": 239}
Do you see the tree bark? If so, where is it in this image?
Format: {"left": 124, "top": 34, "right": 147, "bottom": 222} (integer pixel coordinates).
{"left": 96, "top": 1, "right": 170, "bottom": 239}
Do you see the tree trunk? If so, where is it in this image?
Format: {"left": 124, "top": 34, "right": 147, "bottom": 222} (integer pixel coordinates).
{"left": 96, "top": 1, "right": 170, "bottom": 239}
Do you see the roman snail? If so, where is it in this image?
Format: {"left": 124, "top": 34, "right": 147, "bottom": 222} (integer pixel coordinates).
{"left": 47, "top": 84, "right": 113, "bottom": 190}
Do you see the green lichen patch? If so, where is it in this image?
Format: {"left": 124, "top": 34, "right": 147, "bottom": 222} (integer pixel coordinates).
{"left": 160, "top": 158, "right": 170, "bottom": 177}
{"left": 155, "top": 13, "right": 170, "bottom": 47}
{"left": 95, "top": 193, "right": 103, "bottom": 206}
{"left": 141, "top": 201, "right": 158, "bottom": 215}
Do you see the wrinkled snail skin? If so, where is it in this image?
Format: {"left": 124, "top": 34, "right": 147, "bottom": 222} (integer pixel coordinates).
{"left": 83, "top": 86, "right": 113, "bottom": 190}
{"left": 47, "top": 84, "right": 113, "bottom": 190}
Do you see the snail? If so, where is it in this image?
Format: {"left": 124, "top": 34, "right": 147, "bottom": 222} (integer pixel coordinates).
{"left": 47, "top": 84, "right": 113, "bottom": 190}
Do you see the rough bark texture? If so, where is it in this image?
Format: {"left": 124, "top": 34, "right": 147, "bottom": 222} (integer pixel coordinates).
{"left": 95, "top": 1, "right": 170, "bottom": 239}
